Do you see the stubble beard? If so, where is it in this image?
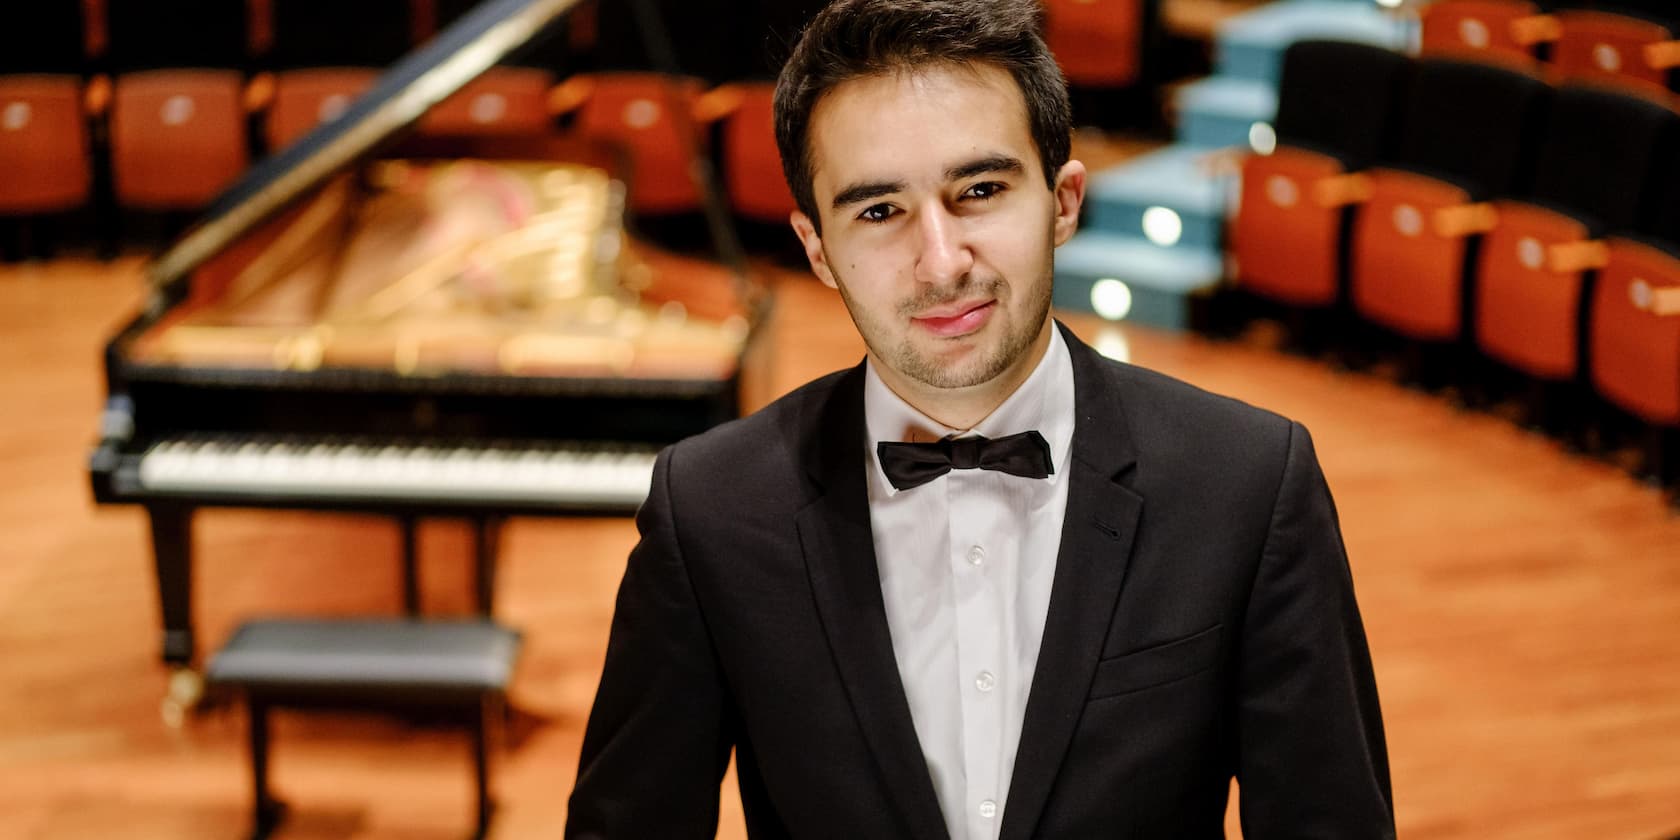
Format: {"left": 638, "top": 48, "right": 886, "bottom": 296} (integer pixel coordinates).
{"left": 837, "top": 264, "right": 1054, "bottom": 391}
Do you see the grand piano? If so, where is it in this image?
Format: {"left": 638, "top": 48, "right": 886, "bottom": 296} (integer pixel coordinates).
{"left": 87, "top": 0, "right": 767, "bottom": 717}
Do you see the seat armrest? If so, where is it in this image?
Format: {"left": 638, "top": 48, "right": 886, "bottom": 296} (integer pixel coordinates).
{"left": 1548, "top": 240, "right": 1609, "bottom": 273}
{"left": 1510, "top": 15, "right": 1560, "bottom": 46}
{"left": 1432, "top": 203, "right": 1499, "bottom": 238}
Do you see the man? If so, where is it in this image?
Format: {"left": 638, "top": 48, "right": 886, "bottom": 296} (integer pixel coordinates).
{"left": 566, "top": 0, "right": 1392, "bottom": 837}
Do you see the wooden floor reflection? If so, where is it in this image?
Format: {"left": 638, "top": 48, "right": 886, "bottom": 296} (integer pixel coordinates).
{"left": 2, "top": 257, "right": 1678, "bottom": 839}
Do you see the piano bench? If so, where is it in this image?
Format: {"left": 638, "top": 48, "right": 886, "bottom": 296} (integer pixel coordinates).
{"left": 206, "top": 618, "right": 522, "bottom": 840}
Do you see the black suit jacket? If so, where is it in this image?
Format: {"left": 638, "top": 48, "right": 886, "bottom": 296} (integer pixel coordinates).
{"left": 567, "top": 323, "right": 1393, "bottom": 839}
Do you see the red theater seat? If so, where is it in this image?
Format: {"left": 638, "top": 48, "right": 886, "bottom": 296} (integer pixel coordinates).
{"left": 1231, "top": 40, "right": 1411, "bottom": 309}
{"left": 1473, "top": 86, "right": 1672, "bottom": 384}
{"left": 1591, "top": 240, "right": 1680, "bottom": 426}
{"left": 714, "top": 82, "right": 797, "bottom": 224}
{"left": 1349, "top": 58, "right": 1551, "bottom": 344}
{"left": 265, "top": 68, "right": 378, "bottom": 150}
{"left": 568, "top": 73, "right": 706, "bottom": 215}
{"left": 110, "top": 70, "right": 248, "bottom": 209}
{"left": 1419, "top": 0, "right": 1554, "bottom": 68}
{"left": 421, "top": 67, "right": 556, "bottom": 138}
{"left": 1551, "top": 9, "right": 1679, "bottom": 99}
{"left": 1043, "top": 0, "right": 1143, "bottom": 87}
{"left": 0, "top": 76, "right": 92, "bottom": 213}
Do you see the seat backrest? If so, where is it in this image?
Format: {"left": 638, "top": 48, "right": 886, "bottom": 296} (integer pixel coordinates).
{"left": 0, "top": 4, "right": 88, "bottom": 76}
{"left": 1418, "top": 0, "right": 1543, "bottom": 66}
{"left": 268, "top": 0, "right": 413, "bottom": 69}
{"left": 1042, "top": 0, "right": 1144, "bottom": 87}
{"left": 1552, "top": 5, "right": 1677, "bottom": 96}
{"left": 1525, "top": 85, "right": 1674, "bottom": 233}
{"left": 0, "top": 76, "right": 93, "bottom": 211}
{"left": 722, "top": 82, "right": 797, "bottom": 222}
{"left": 1391, "top": 58, "right": 1552, "bottom": 199}
{"left": 1272, "top": 40, "right": 1414, "bottom": 170}
{"left": 573, "top": 72, "right": 705, "bottom": 213}
{"left": 103, "top": 0, "right": 249, "bottom": 73}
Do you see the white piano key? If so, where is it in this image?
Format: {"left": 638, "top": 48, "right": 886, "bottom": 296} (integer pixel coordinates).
{"left": 135, "top": 436, "right": 659, "bottom": 508}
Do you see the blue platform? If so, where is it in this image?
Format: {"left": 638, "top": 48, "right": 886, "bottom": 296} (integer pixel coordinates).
{"left": 1083, "top": 145, "right": 1231, "bottom": 254}
{"left": 1175, "top": 76, "right": 1278, "bottom": 152}
{"left": 1055, "top": 0, "right": 1412, "bottom": 330}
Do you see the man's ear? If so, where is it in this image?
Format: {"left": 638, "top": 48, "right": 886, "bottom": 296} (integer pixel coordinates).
{"left": 790, "top": 211, "right": 838, "bottom": 289}
{"left": 1052, "top": 160, "right": 1087, "bottom": 247}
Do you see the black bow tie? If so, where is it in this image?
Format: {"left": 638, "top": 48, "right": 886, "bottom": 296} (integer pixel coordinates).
{"left": 876, "top": 430, "right": 1054, "bottom": 491}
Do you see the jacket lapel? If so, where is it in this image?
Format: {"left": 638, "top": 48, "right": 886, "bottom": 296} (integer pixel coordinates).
{"left": 999, "top": 324, "right": 1144, "bottom": 840}
{"left": 796, "top": 363, "right": 951, "bottom": 840}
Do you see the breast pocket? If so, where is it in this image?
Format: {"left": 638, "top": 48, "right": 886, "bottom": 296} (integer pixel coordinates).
{"left": 1087, "top": 624, "right": 1223, "bottom": 701}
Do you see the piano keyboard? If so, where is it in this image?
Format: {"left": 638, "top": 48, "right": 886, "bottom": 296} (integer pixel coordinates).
{"left": 136, "top": 438, "right": 659, "bottom": 508}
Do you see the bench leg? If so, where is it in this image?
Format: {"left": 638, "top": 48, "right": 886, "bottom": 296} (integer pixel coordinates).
{"left": 249, "top": 701, "right": 285, "bottom": 840}
{"left": 400, "top": 516, "right": 421, "bottom": 616}
{"left": 473, "top": 517, "right": 503, "bottom": 616}
{"left": 472, "top": 693, "right": 503, "bottom": 839}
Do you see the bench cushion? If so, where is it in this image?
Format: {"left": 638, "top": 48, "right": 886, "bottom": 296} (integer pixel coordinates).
{"left": 208, "top": 619, "right": 521, "bottom": 705}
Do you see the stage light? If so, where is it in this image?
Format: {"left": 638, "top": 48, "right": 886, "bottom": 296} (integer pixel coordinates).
{"left": 1142, "top": 207, "right": 1183, "bottom": 247}
{"left": 1091, "top": 278, "right": 1134, "bottom": 321}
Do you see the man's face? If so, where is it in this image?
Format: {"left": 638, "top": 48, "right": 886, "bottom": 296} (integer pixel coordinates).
{"left": 790, "top": 62, "right": 1085, "bottom": 401}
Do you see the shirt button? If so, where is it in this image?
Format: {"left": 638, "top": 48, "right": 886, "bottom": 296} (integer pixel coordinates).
{"left": 975, "top": 670, "right": 995, "bottom": 692}
{"left": 979, "top": 800, "right": 998, "bottom": 819}
{"left": 966, "top": 545, "right": 985, "bottom": 566}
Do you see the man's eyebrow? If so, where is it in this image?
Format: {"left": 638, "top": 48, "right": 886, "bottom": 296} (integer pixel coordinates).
{"left": 946, "top": 155, "right": 1025, "bottom": 182}
{"left": 831, "top": 180, "right": 907, "bottom": 211}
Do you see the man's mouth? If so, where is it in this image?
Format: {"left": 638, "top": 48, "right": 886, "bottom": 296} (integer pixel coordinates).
{"left": 911, "top": 300, "right": 995, "bottom": 337}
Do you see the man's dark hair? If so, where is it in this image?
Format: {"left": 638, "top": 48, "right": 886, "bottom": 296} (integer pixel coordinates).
{"left": 773, "top": 0, "right": 1072, "bottom": 231}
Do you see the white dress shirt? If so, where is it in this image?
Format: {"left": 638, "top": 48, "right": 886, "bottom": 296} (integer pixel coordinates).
{"left": 862, "top": 327, "right": 1076, "bottom": 840}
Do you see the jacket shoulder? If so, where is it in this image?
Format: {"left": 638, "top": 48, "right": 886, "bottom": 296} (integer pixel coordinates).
{"left": 660, "top": 366, "right": 852, "bottom": 495}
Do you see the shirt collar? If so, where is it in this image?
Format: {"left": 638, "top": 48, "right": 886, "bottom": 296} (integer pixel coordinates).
{"left": 863, "top": 325, "right": 1075, "bottom": 497}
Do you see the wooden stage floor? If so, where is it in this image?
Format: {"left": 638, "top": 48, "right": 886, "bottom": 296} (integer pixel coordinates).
{"left": 2, "top": 257, "right": 1678, "bottom": 839}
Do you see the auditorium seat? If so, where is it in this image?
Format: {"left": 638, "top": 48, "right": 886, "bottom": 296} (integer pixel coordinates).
{"left": 419, "top": 0, "right": 561, "bottom": 139}
{"left": 104, "top": 0, "right": 251, "bottom": 211}
{"left": 1550, "top": 2, "right": 1679, "bottom": 99}
{"left": 1231, "top": 40, "right": 1412, "bottom": 310}
{"left": 0, "top": 76, "right": 94, "bottom": 218}
{"left": 421, "top": 68, "right": 556, "bottom": 137}
{"left": 1589, "top": 124, "right": 1680, "bottom": 490}
{"left": 110, "top": 71, "right": 249, "bottom": 208}
{"left": 711, "top": 82, "right": 797, "bottom": 225}
{"left": 1418, "top": 0, "right": 1558, "bottom": 68}
{"left": 264, "top": 68, "right": 381, "bottom": 149}
{"left": 0, "top": 4, "right": 95, "bottom": 259}
{"left": 1043, "top": 0, "right": 1144, "bottom": 88}
{"left": 566, "top": 72, "right": 707, "bottom": 216}
{"left": 1473, "top": 86, "right": 1671, "bottom": 390}
{"left": 1348, "top": 59, "right": 1551, "bottom": 347}
{"left": 263, "top": 0, "right": 412, "bottom": 150}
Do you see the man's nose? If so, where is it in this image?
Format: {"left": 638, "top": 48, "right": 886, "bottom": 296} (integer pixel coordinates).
{"left": 913, "top": 204, "right": 975, "bottom": 286}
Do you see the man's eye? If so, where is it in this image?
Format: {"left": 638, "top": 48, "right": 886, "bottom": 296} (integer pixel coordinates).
{"left": 964, "top": 182, "right": 1006, "bottom": 201}
{"left": 857, "top": 204, "right": 896, "bottom": 223}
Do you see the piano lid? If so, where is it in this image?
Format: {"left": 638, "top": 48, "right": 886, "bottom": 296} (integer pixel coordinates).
{"left": 146, "top": 0, "right": 588, "bottom": 297}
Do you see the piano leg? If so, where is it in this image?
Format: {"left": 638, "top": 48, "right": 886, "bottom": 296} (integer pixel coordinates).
{"left": 149, "top": 503, "right": 204, "bottom": 726}
{"left": 474, "top": 517, "right": 503, "bottom": 616}
{"left": 148, "top": 504, "right": 196, "bottom": 666}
